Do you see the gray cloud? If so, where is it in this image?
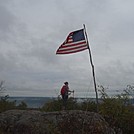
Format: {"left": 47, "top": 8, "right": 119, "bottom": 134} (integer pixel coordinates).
{"left": 0, "top": 0, "right": 134, "bottom": 97}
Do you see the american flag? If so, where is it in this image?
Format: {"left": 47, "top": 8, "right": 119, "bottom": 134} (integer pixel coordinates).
{"left": 56, "top": 29, "right": 88, "bottom": 54}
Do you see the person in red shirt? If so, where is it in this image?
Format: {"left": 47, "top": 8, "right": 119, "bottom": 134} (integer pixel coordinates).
{"left": 60, "top": 82, "right": 74, "bottom": 110}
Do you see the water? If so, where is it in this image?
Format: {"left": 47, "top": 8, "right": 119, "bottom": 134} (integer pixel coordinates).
{"left": 8, "top": 97, "right": 53, "bottom": 108}
{"left": 8, "top": 97, "right": 97, "bottom": 108}
{"left": 7, "top": 97, "right": 134, "bottom": 108}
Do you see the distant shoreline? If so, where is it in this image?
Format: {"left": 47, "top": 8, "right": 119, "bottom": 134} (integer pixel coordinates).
{"left": 7, "top": 96, "right": 98, "bottom": 108}
{"left": 6, "top": 96, "right": 134, "bottom": 108}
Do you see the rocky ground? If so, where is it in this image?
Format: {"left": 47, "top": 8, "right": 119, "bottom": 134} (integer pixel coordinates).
{"left": 0, "top": 110, "right": 115, "bottom": 134}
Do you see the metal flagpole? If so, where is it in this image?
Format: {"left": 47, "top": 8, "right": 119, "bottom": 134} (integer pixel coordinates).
{"left": 83, "top": 24, "right": 99, "bottom": 112}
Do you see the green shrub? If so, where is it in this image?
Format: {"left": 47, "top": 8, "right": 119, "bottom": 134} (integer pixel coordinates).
{"left": 98, "top": 85, "right": 134, "bottom": 134}
{"left": 0, "top": 95, "right": 16, "bottom": 112}
{"left": 0, "top": 95, "right": 28, "bottom": 112}
{"left": 41, "top": 98, "right": 62, "bottom": 112}
{"left": 80, "top": 100, "right": 97, "bottom": 112}
{"left": 41, "top": 97, "right": 79, "bottom": 112}
{"left": 17, "top": 101, "right": 27, "bottom": 110}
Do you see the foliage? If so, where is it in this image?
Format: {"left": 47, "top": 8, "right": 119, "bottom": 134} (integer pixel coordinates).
{"left": 0, "top": 81, "right": 28, "bottom": 112}
{"left": 17, "top": 101, "right": 27, "bottom": 109}
{"left": 98, "top": 85, "right": 109, "bottom": 99}
{"left": 65, "top": 97, "right": 79, "bottom": 110}
{"left": 41, "top": 85, "right": 134, "bottom": 133}
{"left": 0, "top": 81, "right": 6, "bottom": 96}
{"left": 0, "top": 95, "right": 16, "bottom": 112}
{"left": 80, "top": 99, "right": 97, "bottom": 112}
{"left": 0, "top": 82, "right": 134, "bottom": 133}
{"left": 41, "top": 97, "right": 78, "bottom": 111}
{"left": 0, "top": 95, "right": 29, "bottom": 112}
{"left": 0, "top": 81, "right": 16, "bottom": 112}
{"left": 41, "top": 97, "right": 63, "bottom": 111}
{"left": 98, "top": 85, "right": 134, "bottom": 134}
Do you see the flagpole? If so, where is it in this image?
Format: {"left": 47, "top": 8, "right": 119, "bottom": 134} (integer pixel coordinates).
{"left": 83, "top": 24, "right": 99, "bottom": 112}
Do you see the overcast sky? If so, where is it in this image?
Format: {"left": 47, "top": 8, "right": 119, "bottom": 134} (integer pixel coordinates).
{"left": 0, "top": 0, "right": 134, "bottom": 97}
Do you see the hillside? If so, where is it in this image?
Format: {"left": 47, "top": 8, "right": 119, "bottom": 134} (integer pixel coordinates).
{"left": 0, "top": 110, "right": 115, "bottom": 134}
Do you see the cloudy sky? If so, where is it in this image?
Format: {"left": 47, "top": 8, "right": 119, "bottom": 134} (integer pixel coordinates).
{"left": 0, "top": 0, "right": 134, "bottom": 97}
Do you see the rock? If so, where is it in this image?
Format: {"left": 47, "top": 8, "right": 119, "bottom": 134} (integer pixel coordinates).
{"left": 0, "top": 110, "right": 115, "bottom": 134}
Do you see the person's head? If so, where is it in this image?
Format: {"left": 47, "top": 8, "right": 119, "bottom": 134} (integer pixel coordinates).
{"left": 64, "top": 82, "right": 68, "bottom": 85}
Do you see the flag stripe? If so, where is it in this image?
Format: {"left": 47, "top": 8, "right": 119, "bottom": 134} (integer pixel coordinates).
{"left": 56, "top": 47, "right": 88, "bottom": 54}
{"left": 59, "top": 41, "right": 87, "bottom": 50}
{"left": 57, "top": 42, "right": 88, "bottom": 54}
{"left": 56, "top": 29, "right": 88, "bottom": 54}
{"left": 58, "top": 44, "right": 87, "bottom": 52}
{"left": 62, "top": 40, "right": 86, "bottom": 47}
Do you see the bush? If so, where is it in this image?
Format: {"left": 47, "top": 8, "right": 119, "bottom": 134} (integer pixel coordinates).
{"left": 41, "top": 97, "right": 79, "bottom": 112}
{"left": 0, "top": 95, "right": 28, "bottom": 112}
{"left": 0, "top": 95, "right": 16, "bottom": 112}
{"left": 80, "top": 100, "right": 97, "bottom": 112}
{"left": 17, "top": 101, "right": 27, "bottom": 110}
{"left": 98, "top": 85, "right": 134, "bottom": 134}
{"left": 41, "top": 97, "right": 62, "bottom": 112}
